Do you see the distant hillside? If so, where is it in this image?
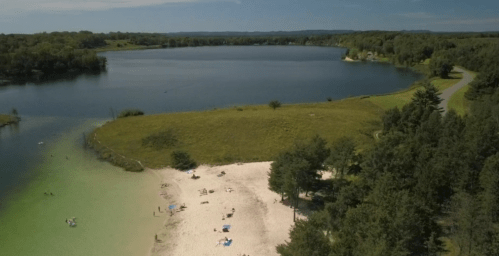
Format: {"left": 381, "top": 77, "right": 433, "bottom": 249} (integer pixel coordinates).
{"left": 162, "top": 30, "right": 356, "bottom": 37}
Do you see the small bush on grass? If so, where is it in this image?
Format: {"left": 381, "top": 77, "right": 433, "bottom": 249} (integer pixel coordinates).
{"left": 118, "top": 109, "right": 144, "bottom": 118}
{"left": 171, "top": 150, "right": 197, "bottom": 170}
{"left": 142, "top": 128, "right": 179, "bottom": 150}
{"left": 269, "top": 100, "right": 282, "bottom": 110}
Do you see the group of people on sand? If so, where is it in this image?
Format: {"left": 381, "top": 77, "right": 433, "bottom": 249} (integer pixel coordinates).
{"left": 153, "top": 204, "right": 187, "bottom": 217}
{"left": 216, "top": 237, "right": 232, "bottom": 246}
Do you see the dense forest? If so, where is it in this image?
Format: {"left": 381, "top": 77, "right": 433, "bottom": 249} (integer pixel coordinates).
{"left": 0, "top": 31, "right": 107, "bottom": 83}
{"left": 269, "top": 32, "right": 499, "bottom": 256}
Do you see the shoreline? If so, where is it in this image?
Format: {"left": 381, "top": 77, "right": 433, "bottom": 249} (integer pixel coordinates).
{"left": 150, "top": 162, "right": 303, "bottom": 256}
{"left": 343, "top": 56, "right": 359, "bottom": 62}
{"left": 0, "top": 114, "right": 20, "bottom": 127}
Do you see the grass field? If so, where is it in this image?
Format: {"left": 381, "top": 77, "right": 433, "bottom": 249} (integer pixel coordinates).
{"left": 447, "top": 68, "right": 477, "bottom": 116}
{"left": 0, "top": 114, "right": 18, "bottom": 127}
{"left": 90, "top": 99, "right": 384, "bottom": 169}
{"left": 95, "top": 40, "right": 162, "bottom": 52}
{"left": 89, "top": 53, "right": 472, "bottom": 170}
{"left": 366, "top": 70, "right": 463, "bottom": 110}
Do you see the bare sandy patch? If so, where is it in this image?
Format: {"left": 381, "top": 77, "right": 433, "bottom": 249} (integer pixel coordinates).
{"left": 150, "top": 162, "right": 302, "bottom": 256}
{"left": 344, "top": 56, "right": 359, "bottom": 62}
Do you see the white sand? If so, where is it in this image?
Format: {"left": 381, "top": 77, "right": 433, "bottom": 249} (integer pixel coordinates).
{"left": 150, "top": 162, "right": 302, "bottom": 256}
{"left": 344, "top": 56, "right": 358, "bottom": 62}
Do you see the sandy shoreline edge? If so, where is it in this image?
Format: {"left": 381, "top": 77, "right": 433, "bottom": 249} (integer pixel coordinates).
{"left": 149, "top": 162, "right": 303, "bottom": 256}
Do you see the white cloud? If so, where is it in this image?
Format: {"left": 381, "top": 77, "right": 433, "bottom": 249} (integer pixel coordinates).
{"left": 398, "top": 12, "right": 435, "bottom": 19}
{"left": 1, "top": 0, "right": 240, "bottom": 15}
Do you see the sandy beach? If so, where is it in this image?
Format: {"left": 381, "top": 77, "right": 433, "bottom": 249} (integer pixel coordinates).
{"left": 343, "top": 56, "right": 359, "bottom": 62}
{"left": 151, "top": 162, "right": 303, "bottom": 256}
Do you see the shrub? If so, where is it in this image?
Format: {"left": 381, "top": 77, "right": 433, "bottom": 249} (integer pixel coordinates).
{"left": 269, "top": 100, "right": 282, "bottom": 110}
{"left": 327, "top": 97, "right": 332, "bottom": 102}
{"left": 171, "top": 150, "right": 197, "bottom": 170}
{"left": 118, "top": 109, "right": 144, "bottom": 118}
{"left": 142, "top": 128, "right": 179, "bottom": 150}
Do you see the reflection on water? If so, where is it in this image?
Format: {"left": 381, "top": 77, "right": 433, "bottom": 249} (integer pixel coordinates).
{"left": 6, "top": 122, "right": 20, "bottom": 134}
{"left": 6, "top": 70, "right": 104, "bottom": 86}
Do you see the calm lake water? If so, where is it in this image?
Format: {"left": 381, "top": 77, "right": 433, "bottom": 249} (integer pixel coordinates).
{"left": 0, "top": 46, "right": 422, "bottom": 256}
{"left": 0, "top": 46, "right": 421, "bottom": 118}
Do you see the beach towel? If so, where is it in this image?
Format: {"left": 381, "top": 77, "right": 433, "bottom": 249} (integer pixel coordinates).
{"left": 168, "top": 205, "right": 176, "bottom": 210}
{"left": 223, "top": 239, "right": 233, "bottom": 247}
{"left": 222, "top": 225, "right": 231, "bottom": 230}
{"left": 186, "top": 170, "right": 193, "bottom": 174}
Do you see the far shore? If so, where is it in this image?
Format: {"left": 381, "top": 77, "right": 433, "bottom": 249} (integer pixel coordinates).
{"left": 150, "top": 162, "right": 313, "bottom": 256}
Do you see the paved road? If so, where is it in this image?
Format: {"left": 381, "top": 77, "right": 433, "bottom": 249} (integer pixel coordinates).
{"left": 438, "top": 67, "right": 474, "bottom": 114}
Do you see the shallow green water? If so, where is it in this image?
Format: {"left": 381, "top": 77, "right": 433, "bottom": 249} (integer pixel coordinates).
{"left": 0, "top": 120, "right": 166, "bottom": 256}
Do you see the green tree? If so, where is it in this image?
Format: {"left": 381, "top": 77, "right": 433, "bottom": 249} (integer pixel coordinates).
{"left": 479, "top": 153, "right": 499, "bottom": 222}
{"left": 326, "top": 137, "right": 356, "bottom": 178}
{"left": 276, "top": 219, "right": 331, "bottom": 256}
{"left": 269, "top": 151, "right": 293, "bottom": 200}
{"left": 171, "top": 150, "right": 197, "bottom": 170}
{"left": 382, "top": 107, "right": 401, "bottom": 133}
{"left": 429, "top": 55, "right": 453, "bottom": 78}
{"left": 450, "top": 192, "right": 490, "bottom": 256}
{"left": 411, "top": 80, "right": 443, "bottom": 112}
{"left": 269, "top": 100, "right": 282, "bottom": 110}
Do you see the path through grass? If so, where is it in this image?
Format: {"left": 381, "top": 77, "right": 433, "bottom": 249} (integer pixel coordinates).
{"left": 447, "top": 68, "right": 477, "bottom": 116}
{"left": 366, "top": 70, "right": 464, "bottom": 110}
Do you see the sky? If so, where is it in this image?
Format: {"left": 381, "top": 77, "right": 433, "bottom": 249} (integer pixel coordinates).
{"left": 0, "top": 0, "right": 498, "bottom": 34}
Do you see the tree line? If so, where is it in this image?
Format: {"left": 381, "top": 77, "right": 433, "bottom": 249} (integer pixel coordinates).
{"left": 270, "top": 32, "right": 499, "bottom": 256}
{"left": 3, "top": 30, "right": 497, "bottom": 86}
{"left": 0, "top": 31, "right": 106, "bottom": 83}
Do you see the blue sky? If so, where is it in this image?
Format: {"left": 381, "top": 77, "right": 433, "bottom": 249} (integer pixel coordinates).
{"left": 1, "top": 0, "right": 498, "bottom": 34}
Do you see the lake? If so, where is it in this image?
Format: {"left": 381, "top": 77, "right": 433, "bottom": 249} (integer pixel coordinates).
{"left": 0, "top": 46, "right": 422, "bottom": 256}
{"left": 0, "top": 46, "right": 421, "bottom": 117}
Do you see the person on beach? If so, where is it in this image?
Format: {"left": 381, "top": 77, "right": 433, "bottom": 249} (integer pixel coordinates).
{"left": 158, "top": 206, "right": 160, "bottom": 212}
{"left": 153, "top": 211, "right": 155, "bottom": 217}
{"left": 50, "top": 192, "right": 54, "bottom": 196}
{"left": 44, "top": 192, "right": 48, "bottom": 195}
